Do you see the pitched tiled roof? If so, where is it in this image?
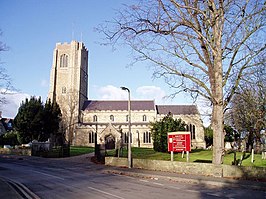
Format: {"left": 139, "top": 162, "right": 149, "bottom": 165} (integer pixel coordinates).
{"left": 156, "top": 105, "right": 199, "bottom": 115}
{"left": 82, "top": 100, "right": 155, "bottom": 111}
{"left": 0, "top": 118, "right": 14, "bottom": 131}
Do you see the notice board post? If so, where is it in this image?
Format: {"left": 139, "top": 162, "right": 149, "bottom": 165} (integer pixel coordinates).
{"left": 168, "top": 132, "right": 191, "bottom": 162}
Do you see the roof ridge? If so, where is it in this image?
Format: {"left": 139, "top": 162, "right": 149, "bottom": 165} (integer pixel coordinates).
{"left": 156, "top": 104, "right": 195, "bottom": 106}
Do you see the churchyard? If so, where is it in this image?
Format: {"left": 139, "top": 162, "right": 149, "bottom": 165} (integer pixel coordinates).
{"left": 71, "top": 146, "right": 265, "bottom": 167}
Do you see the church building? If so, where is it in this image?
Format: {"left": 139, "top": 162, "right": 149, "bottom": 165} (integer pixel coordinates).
{"left": 48, "top": 41, "right": 206, "bottom": 149}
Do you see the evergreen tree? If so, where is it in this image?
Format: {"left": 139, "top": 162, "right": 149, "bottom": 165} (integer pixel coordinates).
{"left": 224, "top": 125, "right": 240, "bottom": 143}
{"left": 204, "top": 126, "right": 213, "bottom": 148}
{"left": 151, "top": 113, "right": 186, "bottom": 152}
{"left": 14, "top": 97, "right": 43, "bottom": 143}
{"left": 14, "top": 97, "right": 61, "bottom": 144}
{"left": 41, "top": 99, "right": 61, "bottom": 142}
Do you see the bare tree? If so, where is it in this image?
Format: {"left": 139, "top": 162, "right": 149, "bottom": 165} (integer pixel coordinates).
{"left": 58, "top": 91, "right": 80, "bottom": 145}
{"left": 0, "top": 34, "right": 11, "bottom": 105}
{"left": 0, "top": 67, "right": 11, "bottom": 104}
{"left": 226, "top": 64, "right": 266, "bottom": 152}
{"left": 98, "top": 0, "right": 266, "bottom": 164}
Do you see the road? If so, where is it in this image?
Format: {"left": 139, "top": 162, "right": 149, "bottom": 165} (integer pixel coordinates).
{"left": 0, "top": 154, "right": 265, "bottom": 199}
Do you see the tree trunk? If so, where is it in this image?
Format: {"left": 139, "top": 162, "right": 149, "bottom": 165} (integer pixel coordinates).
{"left": 211, "top": 48, "right": 224, "bottom": 164}
{"left": 212, "top": 103, "right": 225, "bottom": 164}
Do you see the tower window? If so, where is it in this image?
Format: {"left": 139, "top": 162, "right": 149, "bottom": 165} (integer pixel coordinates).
{"left": 83, "top": 57, "right": 87, "bottom": 70}
{"left": 60, "top": 54, "right": 68, "bottom": 67}
{"left": 83, "top": 73, "right": 87, "bottom": 82}
{"left": 62, "top": 87, "right": 66, "bottom": 94}
{"left": 93, "top": 115, "right": 97, "bottom": 122}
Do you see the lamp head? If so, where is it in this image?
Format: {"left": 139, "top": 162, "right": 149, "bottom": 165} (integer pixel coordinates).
{"left": 120, "top": 86, "right": 129, "bottom": 92}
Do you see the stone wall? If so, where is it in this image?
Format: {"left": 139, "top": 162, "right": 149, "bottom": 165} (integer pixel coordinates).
{"left": 0, "top": 148, "right": 31, "bottom": 156}
{"left": 105, "top": 157, "right": 266, "bottom": 180}
{"left": 222, "top": 164, "right": 266, "bottom": 179}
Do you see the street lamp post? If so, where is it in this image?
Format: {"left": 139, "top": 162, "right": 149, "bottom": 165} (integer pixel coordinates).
{"left": 121, "top": 86, "right": 132, "bottom": 168}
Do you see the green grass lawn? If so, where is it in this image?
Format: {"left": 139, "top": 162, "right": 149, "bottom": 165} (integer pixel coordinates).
{"left": 70, "top": 146, "right": 266, "bottom": 167}
{"left": 106, "top": 147, "right": 266, "bottom": 167}
{"left": 70, "top": 146, "right": 94, "bottom": 157}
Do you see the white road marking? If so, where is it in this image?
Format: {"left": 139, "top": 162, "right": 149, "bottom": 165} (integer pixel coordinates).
{"left": 153, "top": 182, "right": 164, "bottom": 186}
{"left": 206, "top": 193, "right": 221, "bottom": 197}
{"left": 168, "top": 186, "right": 181, "bottom": 190}
{"left": 186, "top": 189, "right": 199, "bottom": 193}
{"left": 123, "top": 175, "right": 136, "bottom": 180}
{"left": 88, "top": 186, "right": 126, "bottom": 199}
{"left": 33, "top": 171, "right": 65, "bottom": 180}
{"left": 139, "top": 179, "right": 149, "bottom": 183}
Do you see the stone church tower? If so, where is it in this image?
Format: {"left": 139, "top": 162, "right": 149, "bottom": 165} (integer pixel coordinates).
{"left": 48, "top": 41, "right": 88, "bottom": 143}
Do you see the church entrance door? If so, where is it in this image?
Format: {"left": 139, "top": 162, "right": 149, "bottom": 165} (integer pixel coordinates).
{"left": 105, "top": 135, "right": 115, "bottom": 150}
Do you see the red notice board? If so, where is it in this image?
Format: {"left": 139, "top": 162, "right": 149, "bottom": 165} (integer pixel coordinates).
{"left": 168, "top": 132, "right": 191, "bottom": 152}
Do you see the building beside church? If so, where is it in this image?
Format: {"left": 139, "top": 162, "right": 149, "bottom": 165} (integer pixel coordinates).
{"left": 0, "top": 112, "right": 14, "bottom": 136}
{"left": 48, "top": 41, "right": 206, "bottom": 149}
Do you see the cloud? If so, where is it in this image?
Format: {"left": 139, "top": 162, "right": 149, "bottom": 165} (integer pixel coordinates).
{"left": 0, "top": 90, "right": 30, "bottom": 118}
{"left": 95, "top": 85, "right": 168, "bottom": 103}
{"left": 136, "top": 86, "right": 166, "bottom": 103}
{"left": 40, "top": 79, "right": 49, "bottom": 87}
{"left": 98, "top": 85, "right": 126, "bottom": 100}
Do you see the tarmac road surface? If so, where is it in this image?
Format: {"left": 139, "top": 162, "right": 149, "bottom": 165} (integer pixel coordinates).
{"left": 0, "top": 154, "right": 265, "bottom": 199}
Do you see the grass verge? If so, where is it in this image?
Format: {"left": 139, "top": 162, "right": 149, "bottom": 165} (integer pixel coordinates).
{"left": 70, "top": 146, "right": 94, "bottom": 157}
{"left": 106, "top": 147, "right": 266, "bottom": 167}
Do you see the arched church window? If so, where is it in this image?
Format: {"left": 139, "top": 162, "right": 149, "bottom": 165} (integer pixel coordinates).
{"left": 124, "top": 132, "right": 132, "bottom": 143}
{"left": 126, "top": 115, "right": 129, "bottom": 122}
{"left": 110, "top": 115, "right": 114, "bottom": 122}
{"left": 192, "top": 125, "right": 196, "bottom": 139}
{"left": 143, "top": 131, "right": 151, "bottom": 143}
{"left": 143, "top": 115, "right": 147, "bottom": 122}
{"left": 60, "top": 54, "right": 68, "bottom": 67}
{"left": 124, "top": 132, "right": 127, "bottom": 143}
{"left": 187, "top": 123, "right": 196, "bottom": 140}
{"left": 89, "top": 131, "right": 95, "bottom": 143}
{"left": 93, "top": 115, "right": 97, "bottom": 122}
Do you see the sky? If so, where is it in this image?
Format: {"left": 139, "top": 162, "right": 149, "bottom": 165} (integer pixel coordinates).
{"left": 0, "top": 0, "right": 211, "bottom": 125}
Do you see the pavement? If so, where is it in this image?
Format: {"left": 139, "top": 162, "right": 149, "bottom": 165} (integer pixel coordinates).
{"left": 104, "top": 167, "right": 266, "bottom": 191}
{"left": 1, "top": 154, "right": 266, "bottom": 199}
